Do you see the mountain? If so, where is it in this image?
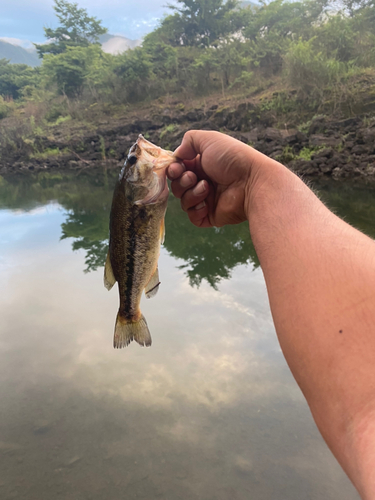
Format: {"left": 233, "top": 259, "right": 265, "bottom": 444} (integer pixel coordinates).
{"left": 0, "top": 34, "right": 141, "bottom": 66}
{"left": 240, "top": 1, "right": 258, "bottom": 7}
{"left": 0, "top": 40, "right": 40, "bottom": 67}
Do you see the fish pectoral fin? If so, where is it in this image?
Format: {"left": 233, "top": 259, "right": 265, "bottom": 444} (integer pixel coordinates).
{"left": 145, "top": 267, "right": 160, "bottom": 299}
{"left": 104, "top": 251, "right": 117, "bottom": 291}
{"left": 114, "top": 313, "right": 152, "bottom": 348}
{"left": 160, "top": 218, "right": 165, "bottom": 245}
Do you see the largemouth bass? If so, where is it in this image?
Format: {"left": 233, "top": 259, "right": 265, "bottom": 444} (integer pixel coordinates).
{"left": 104, "top": 135, "right": 176, "bottom": 348}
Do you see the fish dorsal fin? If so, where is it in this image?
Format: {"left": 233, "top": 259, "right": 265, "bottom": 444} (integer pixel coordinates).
{"left": 160, "top": 218, "right": 165, "bottom": 245}
{"left": 104, "top": 251, "right": 117, "bottom": 291}
{"left": 145, "top": 267, "right": 160, "bottom": 299}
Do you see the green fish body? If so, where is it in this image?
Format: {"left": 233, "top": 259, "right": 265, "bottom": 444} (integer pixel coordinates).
{"left": 104, "top": 135, "right": 176, "bottom": 348}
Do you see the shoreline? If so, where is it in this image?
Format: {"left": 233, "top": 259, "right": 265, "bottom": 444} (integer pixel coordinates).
{"left": 1, "top": 102, "right": 374, "bottom": 182}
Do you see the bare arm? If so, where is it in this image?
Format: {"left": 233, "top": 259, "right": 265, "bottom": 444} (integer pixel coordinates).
{"left": 168, "top": 131, "right": 375, "bottom": 499}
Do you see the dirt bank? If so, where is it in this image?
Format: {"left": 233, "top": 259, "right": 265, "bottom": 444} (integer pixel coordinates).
{"left": 1, "top": 101, "right": 374, "bottom": 182}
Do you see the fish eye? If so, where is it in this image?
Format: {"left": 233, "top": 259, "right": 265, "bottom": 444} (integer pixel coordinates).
{"left": 128, "top": 155, "right": 137, "bottom": 166}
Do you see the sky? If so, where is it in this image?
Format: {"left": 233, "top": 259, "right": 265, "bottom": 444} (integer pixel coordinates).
{"left": 0, "top": 0, "right": 177, "bottom": 46}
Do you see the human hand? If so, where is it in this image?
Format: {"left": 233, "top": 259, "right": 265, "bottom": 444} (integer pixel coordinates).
{"left": 168, "top": 130, "right": 262, "bottom": 228}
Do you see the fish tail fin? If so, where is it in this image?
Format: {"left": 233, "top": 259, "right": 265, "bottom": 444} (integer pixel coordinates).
{"left": 114, "top": 312, "right": 152, "bottom": 349}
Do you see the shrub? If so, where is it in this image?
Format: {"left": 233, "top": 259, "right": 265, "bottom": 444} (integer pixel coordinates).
{"left": 284, "top": 39, "right": 349, "bottom": 99}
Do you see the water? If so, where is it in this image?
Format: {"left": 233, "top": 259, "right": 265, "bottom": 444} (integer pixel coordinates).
{"left": 1, "top": 171, "right": 373, "bottom": 500}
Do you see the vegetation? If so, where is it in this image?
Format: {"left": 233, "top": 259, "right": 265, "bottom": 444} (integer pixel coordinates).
{"left": 35, "top": 0, "right": 107, "bottom": 57}
{"left": 0, "top": 0, "right": 375, "bottom": 133}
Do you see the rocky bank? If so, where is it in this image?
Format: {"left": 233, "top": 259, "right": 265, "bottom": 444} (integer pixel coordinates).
{"left": 1, "top": 102, "right": 375, "bottom": 182}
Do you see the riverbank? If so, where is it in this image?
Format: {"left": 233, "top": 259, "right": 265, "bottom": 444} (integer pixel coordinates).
{"left": 1, "top": 96, "right": 374, "bottom": 182}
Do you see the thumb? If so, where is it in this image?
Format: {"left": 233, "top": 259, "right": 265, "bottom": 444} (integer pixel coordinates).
{"left": 174, "top": 130, "right": 216, "bottom": 161}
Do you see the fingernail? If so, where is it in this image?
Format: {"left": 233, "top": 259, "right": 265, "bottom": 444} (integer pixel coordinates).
{"left": 195, "top": 201, "right": 206, "bottom": 210}
{"left": 168, "top": 166, "right": 177, "bottom": 179}
{"left": 180, "top": 174, "right": 193, "bottom": 188}
{"left": 193, "top": 181, "right": 206, "bottom": 196}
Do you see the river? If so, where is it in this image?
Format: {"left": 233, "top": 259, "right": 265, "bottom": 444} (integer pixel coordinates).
{"left": 1, "top": 170, "right": 373, "bottom": 500}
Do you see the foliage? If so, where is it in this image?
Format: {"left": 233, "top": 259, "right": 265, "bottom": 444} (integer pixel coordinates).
{"left": 41, "top": 44, "right": 110, "bottom": 97}
{"left": 284, "top": 38, "right": 351, "bottom": 99}
{"left": 0, "top": 96, "right": 14, "bottom": 119}
{"left": 112, "top": 48, "right": 153, "bottom": 101}
{"left": 1, "top": 0, "right": 375, "bottom": 120}
{"left": 165, "top": 0, "right": 241, "bottom": 47}
{"left": 31, "top": 147, "right": 68, "bottom": 159}
{"left": 35, "top": 0, "right": 107, "bottom": 58}
{"left": 0, "top": 59, "right": 38, "bottom": 99}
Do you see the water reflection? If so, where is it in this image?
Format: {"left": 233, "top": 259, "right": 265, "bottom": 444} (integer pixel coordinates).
{"left": 0, "top": 171, "right": 369, "bottom": 500}
{"left": 0, "top": 172, "right": 261, "bottom": 285}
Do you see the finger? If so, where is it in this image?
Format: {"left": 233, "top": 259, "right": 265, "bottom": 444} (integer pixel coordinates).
{"left": 167, "top": 161, "right": 185, "bottom": 181}
{"left": 174, "top": 130, "right": 214, "bottom": 161}
{"left": 180, "top": 180, "right": 209, "bottom": 212}
{"left": 170, "top": 170, "right": 198, "bottom": 199}
{"left": 186, "top": 203, "right": 211, "bottom": 228}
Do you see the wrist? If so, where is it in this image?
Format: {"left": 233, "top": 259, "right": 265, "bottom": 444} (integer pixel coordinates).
{"left": 243, "top": 149, "right": 290, "bottom": 220}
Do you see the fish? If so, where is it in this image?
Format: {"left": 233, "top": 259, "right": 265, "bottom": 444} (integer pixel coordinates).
{"left": 104, "top": 134, "right": 177, "bottom": 348}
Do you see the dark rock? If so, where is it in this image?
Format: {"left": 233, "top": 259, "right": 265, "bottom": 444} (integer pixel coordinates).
{"left": 240, "top": 129, "right": 259, "bottom": 144}
{"left": 259, "top": 128, "right": 282, "bottom": 142}
{"left": 289, "top": 159, "right": 319, "bottom": 175}
{"left": 161, "top": 115, "right": 173, "bottom": 125}
{"left": 308, "top": 117, "right": 326, "bottom": 135}
{"left": 332, "top": 167, "right": 342, "bottom": 179}
{"left": 319, "top": 162, "right": 335, "bottom": 174}
{"left": 270, "top": 150, "right": 283, "bottom": 159}
{"left": 351, "top": 144, "right": 370, "bottom": 155}
{"left": 311, "top": 148, "right": 334, "bottom": 160}
{"left": 361, "top": 128, "right": 375, "bottom": 144}
{"left": 284, "top": 131, "right": 307, "bottom": 145}
{"left": 184, "top": 110, "right": 205, "bottom": 122}
{"left": 213, "top": 107, "right": 230, "bottom": 127}
{"left": 199, "top": 120, "right": 220, "bottom": 131}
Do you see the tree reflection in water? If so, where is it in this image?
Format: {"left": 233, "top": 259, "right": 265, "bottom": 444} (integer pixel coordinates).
{"left": 164, "top": 196, "right": 259, "bottom": 288}
{"left": 0, "top": 172, "right": 374, "bottom": 287}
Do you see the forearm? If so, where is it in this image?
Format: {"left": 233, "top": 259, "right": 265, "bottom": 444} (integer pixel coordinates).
{"left": 245, "top": 152, "right": 375, "bottom": 498}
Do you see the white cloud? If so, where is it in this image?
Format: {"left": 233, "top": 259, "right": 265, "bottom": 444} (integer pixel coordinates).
{"left": 0, "top": 37, "right": 34, "bottom": 48}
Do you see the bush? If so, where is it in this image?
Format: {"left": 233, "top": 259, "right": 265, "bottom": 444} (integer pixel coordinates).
{"left": 0, "top": 96, "right": 14, "bottom": 119}
{"left": 284, "top": 39, "right": 350, "bottom": 99}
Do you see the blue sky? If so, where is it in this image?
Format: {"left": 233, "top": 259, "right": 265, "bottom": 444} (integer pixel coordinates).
{"left": 0, "top": 0, "right": 176, "bottom": 45}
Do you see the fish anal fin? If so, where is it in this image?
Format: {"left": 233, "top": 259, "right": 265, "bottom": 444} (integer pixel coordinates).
{"left": 114, "top": 313, "right": 152, "bottom": 349}
{"left": 104, "top": 251, "right": 117, "bottom": 291}
{"left": 145, "top": 267, "right": 160, "bottom": 299}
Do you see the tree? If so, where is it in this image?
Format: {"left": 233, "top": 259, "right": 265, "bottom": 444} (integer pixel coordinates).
{"left": 0, "top": 59, "right": 38, "bottom": 99}
{"left": 113, "top": 48, "right": 153, "bottom": 101}
{"left": 41, "top": 45, "right": 108, "bottom": 97}
{"left": 35, "top": 0, "right": 107, "bottom": 58}
{"left": 165, "top": 0, "right": 240, "bottom": 46}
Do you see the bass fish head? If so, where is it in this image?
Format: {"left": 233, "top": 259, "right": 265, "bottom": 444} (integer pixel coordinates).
{"left": 122, "top": 135, "right": 177, "bottom": 205}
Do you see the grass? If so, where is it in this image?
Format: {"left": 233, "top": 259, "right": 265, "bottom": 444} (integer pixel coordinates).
{"left": 159, "top": 124, "right": 178, "bottom": 139}
{"left": 30, "top": 147, "right": 68, "bottom": 159}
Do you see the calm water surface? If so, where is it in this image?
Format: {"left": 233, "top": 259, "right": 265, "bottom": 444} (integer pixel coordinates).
{"left": 1, "top": 171, "right": 373, "bottom": 500}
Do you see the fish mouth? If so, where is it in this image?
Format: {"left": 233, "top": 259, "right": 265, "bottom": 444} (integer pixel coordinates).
{"left": 132, "top": 135, "right": 176, "bottom": 205}
{"left": 136, "top": 134, "right": 176, "bottom": 171}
